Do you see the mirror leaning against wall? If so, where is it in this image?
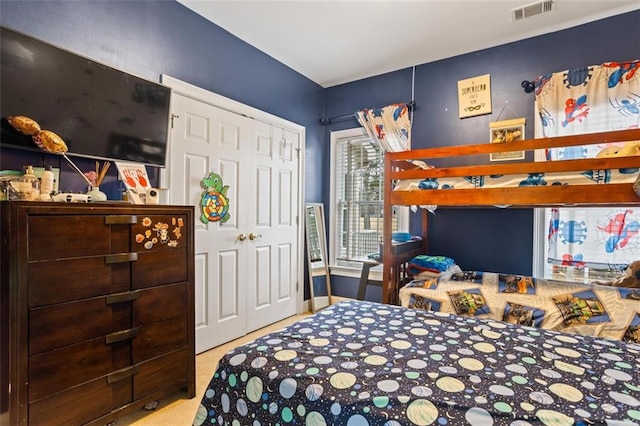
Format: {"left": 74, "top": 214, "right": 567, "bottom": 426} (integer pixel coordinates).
{"left": 305, "top": 203, "right": 332, "bottom": 312}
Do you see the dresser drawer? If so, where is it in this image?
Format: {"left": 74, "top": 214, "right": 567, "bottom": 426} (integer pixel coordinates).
{"left": 133, "top": 248, "right": 188, "bottom": 288}
{"left": 134, "top": 348, "right": 190, "bottom": 400}
{"left": 134, "top": 317, "right": 188, "bottom": 362}
{"left": 29, "top": 337, "right": 118, "bottom": 401}
{"left": 135, "top": 282, "right": 187, "bottom": 323}
{"left": 29, "top": 377, "right": 128, "bottom": 426}
{"left": 29, "top": 298, "right": 115, "bottom": 355}
{"left": 28, "top": 215, "right": 133, "bottom": 261}
{"left": 28, "top": 257, "right": 131, "bottom": 307}
{"left": 29, "top": 297, "right": 130, "bottom": 355}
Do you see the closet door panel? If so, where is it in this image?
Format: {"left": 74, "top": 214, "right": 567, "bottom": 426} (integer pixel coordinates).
{"left": 167, "top": 87, "right": 301, "bottom": 352}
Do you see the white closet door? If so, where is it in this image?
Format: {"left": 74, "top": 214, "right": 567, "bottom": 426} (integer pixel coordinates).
{"left": 168, "top": 91, "right": 301, "bottom": 353}
{"left": 169, "top": 93, "right": 249, "bottom": 352}
{"left": 245, "top": 122, "right": 299, "bottom": 332}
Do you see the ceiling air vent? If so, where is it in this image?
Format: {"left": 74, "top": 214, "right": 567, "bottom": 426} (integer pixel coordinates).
{"left": 511, "top": 0, "right": 556, "bottom": 22}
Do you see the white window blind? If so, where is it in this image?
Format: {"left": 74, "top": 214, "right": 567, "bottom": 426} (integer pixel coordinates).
{"left": 333, "top": 134, "right": 398, "bottom": 266}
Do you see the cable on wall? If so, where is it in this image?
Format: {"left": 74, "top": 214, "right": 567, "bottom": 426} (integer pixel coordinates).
{"left": 408, "top": 66, "right": 416, "bottom": 149}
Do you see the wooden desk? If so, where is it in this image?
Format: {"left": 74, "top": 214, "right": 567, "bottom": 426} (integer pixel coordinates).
{"left": 356, "top": 258, "right": 381, "bottom": 300}
{"left": 356, "top": 239, "right": 425, "bottom": 302}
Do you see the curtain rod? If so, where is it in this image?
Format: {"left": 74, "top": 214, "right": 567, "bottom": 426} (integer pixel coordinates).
{"left": 319, "top": 113, "right": 355, "bottom": 126}
{"left": 319, "top": 101, "right": 417, "bottom": 126}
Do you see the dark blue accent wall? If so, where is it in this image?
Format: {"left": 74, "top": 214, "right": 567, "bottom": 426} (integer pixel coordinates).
{"left": 1, "top": 2, "right": 638, "bottom": 301}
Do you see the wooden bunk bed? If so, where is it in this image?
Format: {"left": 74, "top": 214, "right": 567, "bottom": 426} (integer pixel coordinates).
{"left": 381, "top": 128, "right": 640, "bottom": 304}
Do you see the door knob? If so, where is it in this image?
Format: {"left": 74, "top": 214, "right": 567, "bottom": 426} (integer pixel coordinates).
{"left": 237, "top": 234, "right": 247, "bottom": 241}
{"left": 249, "top": 233, "right": 262, "bottom": 241}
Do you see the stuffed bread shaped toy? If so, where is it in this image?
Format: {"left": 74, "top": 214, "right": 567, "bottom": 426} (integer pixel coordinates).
{"left": 611, "top": 261, "right": 640, "bottom": 288}
{"left": 620, "top": 140, "right": 640, "bottom": 156}
{"left": 596, "top": 140, "right": 640, "bottom": 158}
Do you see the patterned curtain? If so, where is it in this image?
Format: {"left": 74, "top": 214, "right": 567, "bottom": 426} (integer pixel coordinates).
{"left": 535, "top": 60, "right": 640, "bottom": 271}
{"left": 355, "top": 103, "right": 411, "bottom": 152}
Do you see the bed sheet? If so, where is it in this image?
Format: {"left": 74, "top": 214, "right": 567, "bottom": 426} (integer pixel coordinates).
{"left": 400, "top": 270, "right": 640, "bottom": 342}
{"left": 194, "top": 299, "right": 640, "bottom": 426}
{"left": 393, "top": 167, "right": 639, "bottom": 192}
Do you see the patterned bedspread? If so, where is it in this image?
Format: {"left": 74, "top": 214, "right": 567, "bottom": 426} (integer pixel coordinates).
{"left": 393, "top": 167, "right": 639, "bottom": 191}
{"left": 194, "top": 299, "right": 640, "bottom": 425}
{"left": 400, "top": 271, "right": 640, "bottom": 343}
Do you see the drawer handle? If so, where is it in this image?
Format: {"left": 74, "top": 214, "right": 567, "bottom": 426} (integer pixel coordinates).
{"left": 106, "top": 290, "right": 140, "bottom": 305}
{"left": 107, "top": 365, "right": 139, "bottom": 383}
{"left": 106, "top": 327, "right": 140, "bottom": 344}
{"left": 105, "top": 252, "right": 138, "bottom": 264}
{"left": 105, "top": 215, "right": 138, "bottom": 224}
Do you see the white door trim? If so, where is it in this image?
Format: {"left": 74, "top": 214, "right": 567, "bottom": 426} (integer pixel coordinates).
{"left": 160, "top": 74, "right": 306, "bottom": 315}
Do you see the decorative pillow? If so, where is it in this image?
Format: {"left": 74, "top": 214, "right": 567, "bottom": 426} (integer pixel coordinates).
{"left": 408, "top": 255, "right": 457, "bottom": 276}
{"left": 413, "top": 264, "right": 462, "bottom": 280}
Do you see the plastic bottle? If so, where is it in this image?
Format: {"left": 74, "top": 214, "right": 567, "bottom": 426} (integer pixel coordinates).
{"left": 9, "top": 165, "right": 40, "bottom": 201}
{"left": 40, "top": 165, "right": 55, "bottom": 201}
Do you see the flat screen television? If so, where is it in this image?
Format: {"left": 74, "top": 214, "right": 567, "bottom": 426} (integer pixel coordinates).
{"left": 0, "top": 26, "right": 171, "bottom": 167}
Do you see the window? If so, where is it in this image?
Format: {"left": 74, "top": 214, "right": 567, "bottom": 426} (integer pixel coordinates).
{"left": 532, "top": 126, "right": 632, "bottom": 284}
{"left": 329, "top": 128, "right": 407, "bottom": 273}
{"left": 537, "top": 207, "right": 628, "bottom": 283}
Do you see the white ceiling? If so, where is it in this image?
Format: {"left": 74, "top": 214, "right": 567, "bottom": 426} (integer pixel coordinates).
{"left": 178, "top": 0, "right": 640, "bottom": 88}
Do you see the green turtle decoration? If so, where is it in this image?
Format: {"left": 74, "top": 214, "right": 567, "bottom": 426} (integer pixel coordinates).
{"left": 200, "top": 172, "right": 230, "bottom": 224}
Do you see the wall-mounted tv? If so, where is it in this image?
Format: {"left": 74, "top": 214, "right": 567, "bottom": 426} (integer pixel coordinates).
{"left": 0, "top": 26, "right": 171, "bottom": 167}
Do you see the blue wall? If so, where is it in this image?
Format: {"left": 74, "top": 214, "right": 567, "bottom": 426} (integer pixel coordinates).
{"left": 0, "top": 0, "right": 326, "bottom": 201}
{"left": 1, "top": 2, "right": 638, "bottom": 300}
{"left": 325, "top": 10, "right": 640, "bottom": 298}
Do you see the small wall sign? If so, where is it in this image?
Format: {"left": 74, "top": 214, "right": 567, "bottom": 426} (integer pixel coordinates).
{"left": 458, "top": 74, "right": 492, "bottom": 118}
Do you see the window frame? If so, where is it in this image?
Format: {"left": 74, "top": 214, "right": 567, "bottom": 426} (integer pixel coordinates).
{"left": 329, "top": 127, "right": 408, "bottom": 278}
{"left": 531, "top": 111, "right": 625, "bottom": 283}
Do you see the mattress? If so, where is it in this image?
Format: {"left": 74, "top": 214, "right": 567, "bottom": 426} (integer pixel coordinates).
{"left": 393, "top": 167, "right": 639, "bottom": 192}
{"left": 194, "top": 299, "right": 640, "bottom": 425}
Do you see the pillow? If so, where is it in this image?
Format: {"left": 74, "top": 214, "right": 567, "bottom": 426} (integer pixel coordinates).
{"left": 408, "top": 255, "right": 457, "bottom": 276}
{"left": 413, "top": 264, "right": 462, "bottom": 280}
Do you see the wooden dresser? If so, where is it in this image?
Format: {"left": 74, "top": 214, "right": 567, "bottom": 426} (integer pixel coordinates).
{"left": 0, "top": 201, "right": 195, "bottom": 425}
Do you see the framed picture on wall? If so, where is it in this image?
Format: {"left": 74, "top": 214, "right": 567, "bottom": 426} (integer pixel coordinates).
{"left": 489, "top": 118, "right": 526, "bottom": 161}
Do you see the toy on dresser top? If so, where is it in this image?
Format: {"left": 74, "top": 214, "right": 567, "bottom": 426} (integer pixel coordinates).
{"left": 51, "top": 192, "right": 93, "bottom": 203}
{"left": 4, "top": 167, "right": 94, "bottom": 203}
